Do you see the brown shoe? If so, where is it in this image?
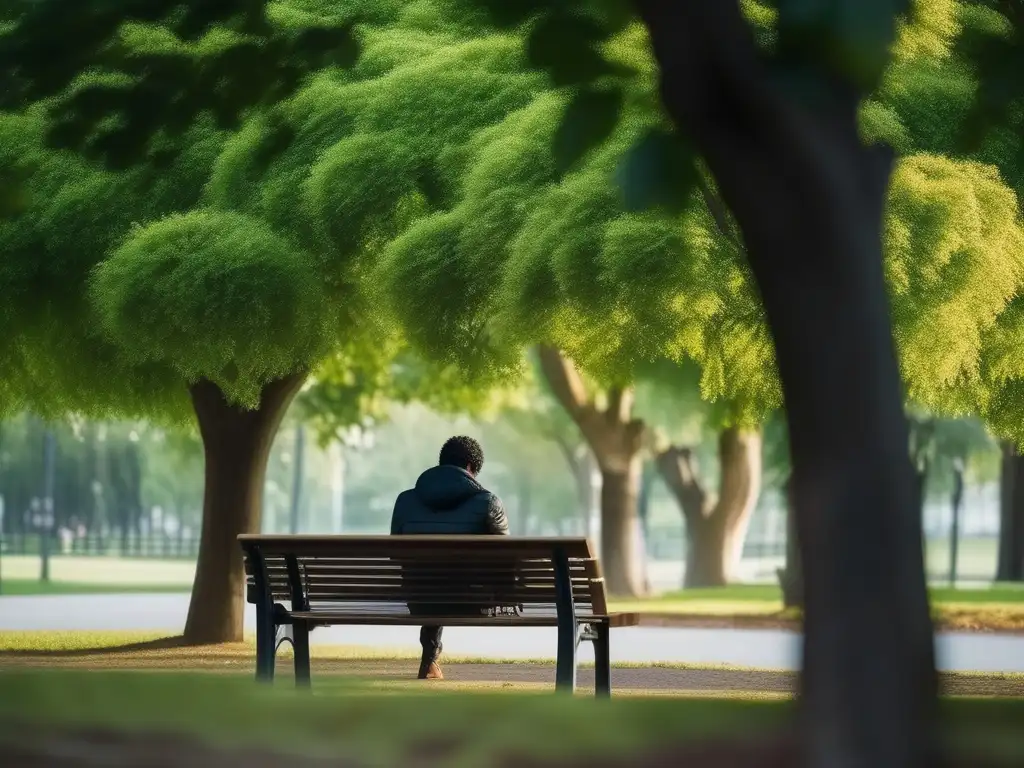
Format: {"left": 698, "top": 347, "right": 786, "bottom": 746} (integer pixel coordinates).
{"left": 423, "top": 662, "right": 443, "bottom": 680}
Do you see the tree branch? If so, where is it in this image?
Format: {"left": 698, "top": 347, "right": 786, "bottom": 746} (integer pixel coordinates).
{"left": 537, "top": 345, "right": 593, "bottom": 421}
{"left": 606, "top": 386, "right": 634, "bottom": 425}
{"left": 654, "top": 445, "right": 707, "bottom": 521}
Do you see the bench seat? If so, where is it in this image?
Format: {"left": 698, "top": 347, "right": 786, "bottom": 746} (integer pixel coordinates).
{"left": 240, "top": 534, "right": 639, "bottom": 696}
{"left": 286, "top": 611, "right": 640, "bottom": 628}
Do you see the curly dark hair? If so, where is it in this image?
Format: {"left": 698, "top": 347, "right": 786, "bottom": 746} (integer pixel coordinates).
{"left": 438, "top": 435, "right": 484, "bottom": 475}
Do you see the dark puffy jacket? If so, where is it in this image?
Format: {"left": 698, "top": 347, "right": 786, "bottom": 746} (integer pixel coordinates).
{"left": 390, "top": 465, "right": 509, "bottom": 536}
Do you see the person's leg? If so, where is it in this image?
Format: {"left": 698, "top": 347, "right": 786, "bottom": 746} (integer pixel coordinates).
{"left": 418, "top": 625, "right": 443, "bottom": 679}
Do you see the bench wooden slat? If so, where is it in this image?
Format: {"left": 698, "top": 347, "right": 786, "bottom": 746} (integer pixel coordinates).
{"left": 240, "top": 534, "right": 628, "bottom": 696}
{"left": 240, "top": 534, "right": 595, "bottom": 559}
{"left": 287, "top": 611, "right": 639, "bottom": 628}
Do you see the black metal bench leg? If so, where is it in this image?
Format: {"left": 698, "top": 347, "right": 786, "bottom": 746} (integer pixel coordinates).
{"left": 255, "top": 605, "right": 276, "bottom": 683}
{"left": 593, "top": 623, "right": 611, "bottom": 698}
{"left": 555, "top": 620, "right": 578, "bottom": 693}
{"left": 293, "top": 621, "right": 311, "bottom": 688}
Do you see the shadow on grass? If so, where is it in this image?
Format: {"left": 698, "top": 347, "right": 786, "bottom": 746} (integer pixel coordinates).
{"left": 0, "top": 635, "right": 203, "bottom": 658}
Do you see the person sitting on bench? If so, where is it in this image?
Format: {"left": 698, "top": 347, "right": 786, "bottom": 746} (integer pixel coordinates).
{"left": 390, "top": 435, "right": 510, "bottom": 680}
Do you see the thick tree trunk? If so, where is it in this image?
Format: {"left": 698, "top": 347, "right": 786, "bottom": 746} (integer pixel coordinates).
{"left": 997, "top": 441, "right": 1024, "bottom": 582}
{"left": 599, "top": 461, "right": 645, "bottom": 596}
{"left": 636, "top": 3, "right": 937, "bottom": 765}
{"left": 536, "top": 346, "right": 647, "bottom": 597}
{"left": 182, "top": 373, "right": 305, "bottom": 644}
{"left": 657, "top": 427, "right": 762, "bottom": 588}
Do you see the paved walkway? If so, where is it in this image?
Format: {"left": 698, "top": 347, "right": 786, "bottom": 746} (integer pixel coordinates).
{"left": 4, "top": 594, "right": 1024, "bottom": 672}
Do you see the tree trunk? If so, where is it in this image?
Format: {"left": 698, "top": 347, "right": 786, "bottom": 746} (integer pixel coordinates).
{"left": 536, "top": 346, "right": 647, "bottom": 597}
{"left": 997, "top": 441, "right": 1024, "bottom": 582}
{"left": 182, "top": 373, "right": 305, "bottom": 644}
{"left": 656, "top": 427, "right": 762, "bottom": 588}
{"left": 599, "top": 460, "right": 644, "bottom": 596}
{"left": 636, "top": 4, "right": 937, "bottom": 764}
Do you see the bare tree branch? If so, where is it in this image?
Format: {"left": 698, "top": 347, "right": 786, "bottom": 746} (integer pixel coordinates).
{"left": 536, "top": 345, "right": 593, "bottom": 421}
{"left": 654, "top": 445, "right": 707, "bottom": 521}
{"left": 606, "top": 386, "right": 634, "bottom": 425}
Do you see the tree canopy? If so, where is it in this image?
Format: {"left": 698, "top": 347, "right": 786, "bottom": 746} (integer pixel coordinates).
{"left": 0, "top": 4, "right": 558, "bottom": 642}
{"left": 377, "top": 10, "right": 1024, "bottom": 431}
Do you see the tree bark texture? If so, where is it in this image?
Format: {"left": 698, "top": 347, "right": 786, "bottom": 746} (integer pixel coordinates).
{"left": 998, "top": 441, "right": 1024, "bottom": 582}
{"left": 537, "top": 345, "right": 647, "bottom": 597}
{"left": 182, "top": 373, "right": 305, "bottom": 644}
{"left": 635, "top": 3, "right": 938, "bottom": 766}
{"left": 656, "top": 427, "right": 762, "bottom": 588}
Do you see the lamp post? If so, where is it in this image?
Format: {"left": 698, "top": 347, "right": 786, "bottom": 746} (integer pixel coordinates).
{"left": 0, "top": 495, "right": 5, "bottom": 595}
{"left": 949, "top": 457, "right": 965, "bottom": 587}
{"left": 40, "top": 428, "right": 56, "bottom": 583}
{"left": 289, "top": 424, "right": 305, "bottom": 535}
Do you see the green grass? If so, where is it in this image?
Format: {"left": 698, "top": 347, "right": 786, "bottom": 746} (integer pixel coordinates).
{"left": 0, "top": 671, "right": 1021, "bottom": 765}
{"left": 0, "top": 579, "right": 189, "bottom": 596}
{"left": 0, "top": 670, "right": 787, "bottom": 764}
{"left": 0, "top": 555, "right": 194, "bottom": 588}
{"left": 610, "top": 583, "right": 1024, "bottom": 632}
{"left": 641, "top": 583, "right": 1024, "bottom": 605}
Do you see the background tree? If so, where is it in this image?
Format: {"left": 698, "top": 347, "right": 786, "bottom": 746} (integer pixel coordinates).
{"left": 0, "top": 11, "right": 548, "bottom": 642}
{"left": 383, "top": 0, "right": 1024, "bottom": 762}
{"left": 866, "top": 0, "right": 1024, "bottom": 581}
{"left": 638, "top": 361, "right": 764, "bottom": 588}
{"left": 493, "top": 360, "right": 600, "bottom": 534}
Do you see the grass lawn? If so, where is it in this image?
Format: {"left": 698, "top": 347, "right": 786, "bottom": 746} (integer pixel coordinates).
{"left": 0, "top": 579, "right": 189, "bottom": 597}
{"left": 0, "top": 670, "right": 787, "bottom": 765}
{"left": 0, "top": 555, "right": 194, "bottom": 587}
{"left": 612, "top": 583, "right": 1024, "bottom": 632}
{"left": 0, "top": 671, "right": 1021, "bottom": 766}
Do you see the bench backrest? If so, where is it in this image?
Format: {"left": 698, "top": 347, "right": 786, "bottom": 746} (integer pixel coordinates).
{"left": 240, "top": 535, "right": 609, "bottom": 619}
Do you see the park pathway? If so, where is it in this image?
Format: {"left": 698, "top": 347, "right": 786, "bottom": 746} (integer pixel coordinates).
{"left": 4, "top": 593, "right": 1024, "bottom": 672}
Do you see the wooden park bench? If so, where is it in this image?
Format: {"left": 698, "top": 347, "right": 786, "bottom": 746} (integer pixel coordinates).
{"left": 239, "top": 534, "right": 640, "bottom": 696}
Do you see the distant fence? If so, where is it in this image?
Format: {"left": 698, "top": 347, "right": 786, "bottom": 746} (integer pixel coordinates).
{"left": 646, "top": 484, "right": 1003, "bottom": 585}
{"left": 0, "top": 486, "right": 1005, "bottom": 588}
{"left": 0, "top": 530, "right": 201, "bottom": 560}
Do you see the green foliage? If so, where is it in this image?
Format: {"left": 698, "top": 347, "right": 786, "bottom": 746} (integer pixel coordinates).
{"left": 0, "top": 0, "right": 367, "bottom": 168}
{"left": 4, "top": 9, "right": 559, "bottom": 443}
{"left": 885, "top": 155, "right": 1024, "bottom": 413}
{"left": 553, "top": 86, "right": 623, "bottom": 177}
{"left": 91, "top": 210, "right": 330, "bottom": 407}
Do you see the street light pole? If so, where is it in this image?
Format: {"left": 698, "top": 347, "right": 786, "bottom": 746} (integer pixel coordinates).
{"left": 289, "top": 424, "right": 305, "bottom": 535}
{"left": 40, "top": 428, "right": 56, "bottom": 583}
{"left": 949, "top": 457, "right": 965, "bottom": 587}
